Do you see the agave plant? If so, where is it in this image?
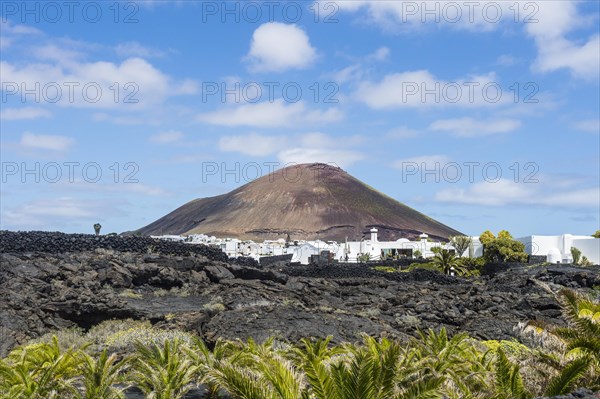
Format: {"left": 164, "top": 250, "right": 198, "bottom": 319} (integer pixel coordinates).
{"left": 131, "top": 339, "right": 198, "bottom": 399}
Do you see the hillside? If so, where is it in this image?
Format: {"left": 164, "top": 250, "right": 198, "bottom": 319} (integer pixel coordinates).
{"left": 138, "top": 163, "right": 461, "bottom": 241}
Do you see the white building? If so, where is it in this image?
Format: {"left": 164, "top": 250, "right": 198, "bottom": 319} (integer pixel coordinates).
{"left": 149, "top": 231, "right": 598, "bottom": 266}
{"left": 332, "top": 229, "right": 453, "bottom": 262}
{"left": 150, "top": 235, "right": 185, "bottom": 242}
{"left": 516, "top": 234, "right": 600, "bottom": 265}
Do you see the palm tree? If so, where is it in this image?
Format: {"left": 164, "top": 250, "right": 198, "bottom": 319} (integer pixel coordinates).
{"left": 293, "top": 334, "right": 435, "bottom": 399}
{"left": 542, "top": 289, "right": 600, "bottom": 394}
{"left": 431, "top": 249, "right": 462, "bottom": 275}
{"left": 0, "top": 336, "right": 82, "bottom": 399}
{"left": 131, "top": 339, "right": 198, "bottom": 399}
{"left": 288, "top": 336, "right": 342, "bottom": 399}
{"left": 74, "top": 350, "right": 129, "bottom": 399}
{"left": 187, "top": 337, "right": 238, "bottom": 399}
{"left": 203, "top": 341, "right": 305, "bottom": 399}
{"left": 408, "top": 328, "right": 488, "bottom": 398}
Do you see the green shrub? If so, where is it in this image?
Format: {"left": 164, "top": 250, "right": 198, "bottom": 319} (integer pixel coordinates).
{"left": 28, "top": 327, "right": 87, "bottom": 352}
{"left": 372, "top": 266, "right": 397, "bottom": 273}
{"left": 105, "top": 326, "right": 195, "bottom": 353}
{"left": 571, "top": 247, "right": 582, "bottom": 265}
{"left": 456, "top": 257, "right": 485, "bottom": 276}
{"left": 483, "top": 237, "right": 528, "bottom": 263}
{"left": 407, "top": 262, "right": 439, "bottom": 271}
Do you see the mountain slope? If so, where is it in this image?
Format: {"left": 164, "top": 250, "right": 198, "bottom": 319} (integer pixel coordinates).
{"left": 138, "top": 163, "right": 462, "bottom": 241}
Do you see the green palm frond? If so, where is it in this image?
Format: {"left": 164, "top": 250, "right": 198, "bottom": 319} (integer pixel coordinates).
{"left": 204, "top": 359, "right": 277, "bottom": 399}
{"left": 255, "top": 353, "right": 304, "bottom": 399}
{"left": 76, "top": 350, "right": 129, "bottom": 399}
{"left": 493, "top": 349, "right": 530, "bottom": 399}
{"left": 132, "top": 339, "right": 198, "bottom": 399}
{"left": 396, "top": 375, "right": 445, "bottom": 399}
{"left": 544, "top": 356, "right": 592, "bottom": 396}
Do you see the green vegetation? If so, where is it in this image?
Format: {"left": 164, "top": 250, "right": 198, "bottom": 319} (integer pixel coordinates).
{"left": 480, "top": 230, "right": 528, "bottom": 263}
{"left": 570, "top": 247, "right": 594, "bottom": 267}
{"left": 571, "top": 247, "right": 582, "bottom": 265}
{"left": 479, "top": 230, "right": 496, "bottom": 245}
{"left": 592, "top": 230, "right": 600, "bottom": 238}
{"left": 371, "top": 266, "right": 397, "bottom": 273}
{"left": 449, "top": 235, "right": 472, "bottom": 258}
{"left": 431, "top": 248, "right": 463, "bottom": 275}
{"left": 358, "top": 253, "right": 371, "bottom": 263}
{"left": 456, "top": 257, "right": 486, "bottom": 274}
{"left": 407, "top": 249, "right": 481, "bottom": 276}
{"left": 1, "top": 290, "right": 598, "bottom": 398}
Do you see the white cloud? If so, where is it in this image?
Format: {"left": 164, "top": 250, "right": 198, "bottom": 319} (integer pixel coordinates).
{"left": 332, "top": 46, "right": 390, "bottom": 84}
{"left": 496, "top": 54, "right": 518, "bottom": 67}
{"left": 219, "top": 133, "right": 286, "bottom": 156}
{"left": 332, "top": 65, "right": 363, "bottom": 84}
{"left": 332, "top": 1, "right": 517, "bottom": 32}
{"left": 355, "top": 70, "right": 507, "bottom": 109}
{"left": 32, "top": 43, "right": 84, "bottom": 64}
{"left": 299, "top": 131, "right": 364, "bottom": 148}
{"left": 429, "top": 117, "right": 521, "bottom": 137}
{"left": 1, "top": 55, "right": 197, "bottom": 109}
{"left": 56, "top": 179, "right": 171, "bottom": 197}
{"left": 0, "top": 36, "right": 11, "bottom": 50}
{"left": 333, "top": 1, "right": 599, "bottom": 79}
{"left": 92, "top": 112, "right": 161, "bottom": 126}
{"left": 115, "top": 41, "right": 166, "bottom": 58}
{"left": 246, "top": 22, "right": 317, "bottom": 72}
{"left": 435, "top": 179, "right": 600, "bottom": 208}
{"left": 217, "top": 132, "right": 365, "bottom": 167}
{"left": 0, "top": 107, "right": 51, "bottom": 120}
{"left": 0, "top": 20, "right": 42, "bottom": 49}
{"left": 1, "top": 197, "right": 121, "bottom": 230}
{"left": 278, "top": 148, "right": 363, "bottom": 168}
{"left": 368, "top": 46, "right": 390, "bottom": 62}
{"left": 20, "top": 132, "right": 74, "bottom": 151}
{"left": 197, "top": 100, "right": 342, "bottom": 128}
{"left": 532, "top": 34, "right": 600, "bottom": 79}
{"left": 574, "top": 119, "right": 600, "bottom": 133}
{"left": 523, "top": 2, "right": 598, "bottom": 79}
{"left": 150, "top": 130, "right": 184, "bottom": 144}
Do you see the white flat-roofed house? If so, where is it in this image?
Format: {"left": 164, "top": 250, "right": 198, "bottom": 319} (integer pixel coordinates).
{"left": 151, "top": 235, "right": 185, "bottom": 242}
{"left": 516, "top": 234, "right": 600, "bottom": 265}
{"left": 333, "top": 230, "right": 453, "bottom": 262}
{"left": 290, "top": 242, "right": 320, "bottom": 264}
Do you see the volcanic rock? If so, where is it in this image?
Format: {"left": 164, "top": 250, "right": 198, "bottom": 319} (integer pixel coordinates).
{"left": 137, "top": 163, "right": 462, "bottom": 241}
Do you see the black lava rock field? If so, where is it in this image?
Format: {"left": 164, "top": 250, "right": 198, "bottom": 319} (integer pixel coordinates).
{"left": 1, "top": 231, "right": 599, "bottom": 399}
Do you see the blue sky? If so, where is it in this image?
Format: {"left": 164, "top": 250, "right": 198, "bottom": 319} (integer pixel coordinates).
{"left": 1, "top": 0, "right": 599, "bottom": 237}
